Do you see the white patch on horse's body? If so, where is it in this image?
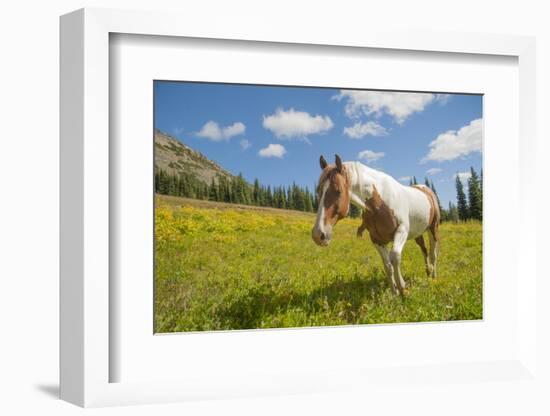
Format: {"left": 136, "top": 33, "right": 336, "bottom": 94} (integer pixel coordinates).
{"left": 401, "top": 185, "right": 432, "bottom": 239}
{"left": 346, "top": 162, "right": 431, "bottom": 240}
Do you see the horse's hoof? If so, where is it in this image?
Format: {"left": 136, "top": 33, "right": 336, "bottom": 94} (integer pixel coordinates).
{"left": 425, "top": 265, "right": 434, "bottom": 277}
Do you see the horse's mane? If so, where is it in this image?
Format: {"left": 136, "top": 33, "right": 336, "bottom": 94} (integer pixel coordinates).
{"left": 345, "top": 161, "right": 402, "bottom": 188}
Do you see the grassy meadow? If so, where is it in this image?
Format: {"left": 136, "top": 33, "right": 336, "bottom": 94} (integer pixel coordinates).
{"left": 155, "top": 194, "right": 483, "bottom": 333}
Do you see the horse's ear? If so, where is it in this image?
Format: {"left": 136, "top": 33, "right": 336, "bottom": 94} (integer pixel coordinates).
{"left": 319, "top": 155, "right": 328, "bottom": 170}
{"left": 335, "top": 154, "right": 343, "bottom": 173}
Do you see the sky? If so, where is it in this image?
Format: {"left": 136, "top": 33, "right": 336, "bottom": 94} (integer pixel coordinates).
{"left": 154, "top": 81, "right": 483, "bottom": 207}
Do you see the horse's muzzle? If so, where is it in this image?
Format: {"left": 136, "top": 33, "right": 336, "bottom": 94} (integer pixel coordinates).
{"left": 311, "top": 228, "right": 331, "bottom": 246}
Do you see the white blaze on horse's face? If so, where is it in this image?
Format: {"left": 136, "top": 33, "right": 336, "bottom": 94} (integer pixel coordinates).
{"left": 311, "top": 155, "right": 351, "bottom": 247}
{"left": 312, "top": 181, "right": 332, "bottom": 246}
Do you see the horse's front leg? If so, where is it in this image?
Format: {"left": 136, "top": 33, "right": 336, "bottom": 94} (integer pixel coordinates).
{"left": 374, "top": 244, "right": 397, "bottom": 294}
{"left": 390, "top": 225, "right": 409, "bottom": 295}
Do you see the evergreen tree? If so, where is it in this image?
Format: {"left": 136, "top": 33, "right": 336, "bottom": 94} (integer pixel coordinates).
{"left": 158, "top": 170, "right": 169, "bottom": 194}
{"left": 279, "top": 187, "right": 285, "bottom": 209}
{"left": 467, "top": 167, "right": 482, "bottom": 221}
{"left": 287, "top": 186, "right": 294, "bottom": 210}
{"left": 280, "top": 188, "right": 287, "bottom": 209}
{"left": 208, "top": 178, "right": 218, "bottom": 201}
{"left": 439, "top": 207, "right": 448, "bottom": 222}
{"left": 180, "top": 174, "right": 189, "bottom": 197}
{"left": 266, "top": 185, "right": 273, "bottom": 207}
{"left": 228, "top": 181, "right": 235, "bottom": 203}
{"left": 259, "top": 186, "right": 266, "bottom": 206}
{"left": 195, "top": 181, "right": 203, "bottom": 199}
{"left": 424, "top": 177, "right": 430, "bottom": 187}
{"left": 272, "top": 187, "right": 279, "bottom": 208}
{"left": 222, "top": 177, "right": 231, "bottom": 202}
{"left": 200, "top": 183, "right": 205, "bottom": 200}
{"left": 412, "top": 176, "right": 418, "bottom": 185}
{"left": 154, "top": 170, "right": 160, "bottom": 193}
{"left": 455, "top": 174, "right": 469, "bottom": 221}
{"left": 304, "top": 187, "right": 313, "bottom": 212}
{"left": 253, "top": 179, "right": 261, "bottom": 205}
{"left": 234, "top": 173, "right": 248, "bottom": 205}
{"left": 292, "top": 183, "right": 305, "bottom": 211}
{"left": 168, "top": 174, "right": 176, "bottom": 195}
{"left": 448, "top": 201, "right": 459, "bottom": 223}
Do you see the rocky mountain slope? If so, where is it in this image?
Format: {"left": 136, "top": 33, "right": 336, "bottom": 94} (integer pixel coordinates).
{"left": 154, "top": 130, "right": 235, "bottom": 184}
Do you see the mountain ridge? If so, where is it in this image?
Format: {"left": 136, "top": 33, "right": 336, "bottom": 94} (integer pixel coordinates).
{"left": 154, "top": 130, "right": 236, "bottom": 184}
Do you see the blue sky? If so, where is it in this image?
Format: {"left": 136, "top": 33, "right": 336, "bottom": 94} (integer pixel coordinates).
{"left": 154, "top": 81, "right": 483, "bottom": 207}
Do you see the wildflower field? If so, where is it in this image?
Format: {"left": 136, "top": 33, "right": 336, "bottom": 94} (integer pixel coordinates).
{"left": 155, "top": 194, "right": 483, "bottom": 333}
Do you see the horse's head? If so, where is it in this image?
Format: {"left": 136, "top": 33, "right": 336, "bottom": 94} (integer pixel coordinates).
{"left": 311, "top": 154, "right": 351, "bottom": 246}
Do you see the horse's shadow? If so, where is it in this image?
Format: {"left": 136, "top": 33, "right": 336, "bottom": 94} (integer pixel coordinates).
{"left": 216, "top": 272, "right": 387, "bottom": 329}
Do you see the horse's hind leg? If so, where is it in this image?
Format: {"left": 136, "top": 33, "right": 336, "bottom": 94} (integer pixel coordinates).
{"left": 415, "top": 235, "right": 433, "bottom": 278}
{"left": 427, "top": 225, "right": 440, "bottom": 278}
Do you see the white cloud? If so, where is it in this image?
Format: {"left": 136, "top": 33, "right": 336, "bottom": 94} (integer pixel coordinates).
{"left": 239, "top": 139, "right": 251, "bottom": 150}
{"left": 435, "top": 94, "right": 451, "bottom": 105}
{"left": 357, "top": 149, "right": 385, "bottom": 163}
{"left": 196, "top": 121, "right": 223, "bottom": 140}
{"left": 262, "top": 108, "right": 333, "bottom": 139}
{"left": 333, "top": 90, "right": 445, "bottom": 124}
{"left": 426, "top": 167, "right": 442, "bottom": 175}
{"left": 422, "top": 118, "right": 482, "bottom": 162}
{"left": 223, "top": 122, "right": 246, "bottom": 138}
{"left": 398, "top": 176, "right": 412, "bottom": 183}
{"left": 343, "top": 121, "right": 388, "bottom": 139}
{"left": 258, "top": 144, "right": 286, "bottom": 158}
{"left": 453, "top": 171, "right": 472, "bottom": 184}
{"left": 196, "top": 121, "right": 246, "bottom": 141}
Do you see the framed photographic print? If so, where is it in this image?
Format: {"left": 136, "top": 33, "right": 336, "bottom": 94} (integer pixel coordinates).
{"left": 152, "top": 81, "right": 483, "bottom": 333}
{"left": 60, "top": 8, "right": 539, "bottom": 408}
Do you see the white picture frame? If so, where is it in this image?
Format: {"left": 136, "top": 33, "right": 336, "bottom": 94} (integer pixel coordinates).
{"left": 60, "top": 8, "right": 538, "bottom": 408}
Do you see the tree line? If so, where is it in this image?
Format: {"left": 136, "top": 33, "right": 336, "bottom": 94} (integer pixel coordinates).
{"left": 155, "top": 166, "right": 482, "bottom": 222}
{"left": 153, "top": 169, "right": 363, "bottom": 216}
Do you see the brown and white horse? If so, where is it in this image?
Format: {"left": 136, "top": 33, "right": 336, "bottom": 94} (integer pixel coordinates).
{"left": 311, "top": 155, "right": 440, "bottom": 295}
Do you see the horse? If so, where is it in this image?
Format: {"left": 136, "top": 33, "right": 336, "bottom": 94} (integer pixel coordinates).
{"left": 311, "top": 154, "right": 440, "bottom": 295}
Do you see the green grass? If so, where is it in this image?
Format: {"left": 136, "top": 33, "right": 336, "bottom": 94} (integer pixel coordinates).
{"left": 155, "top": 195, "right": 483, "bottom": 332}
